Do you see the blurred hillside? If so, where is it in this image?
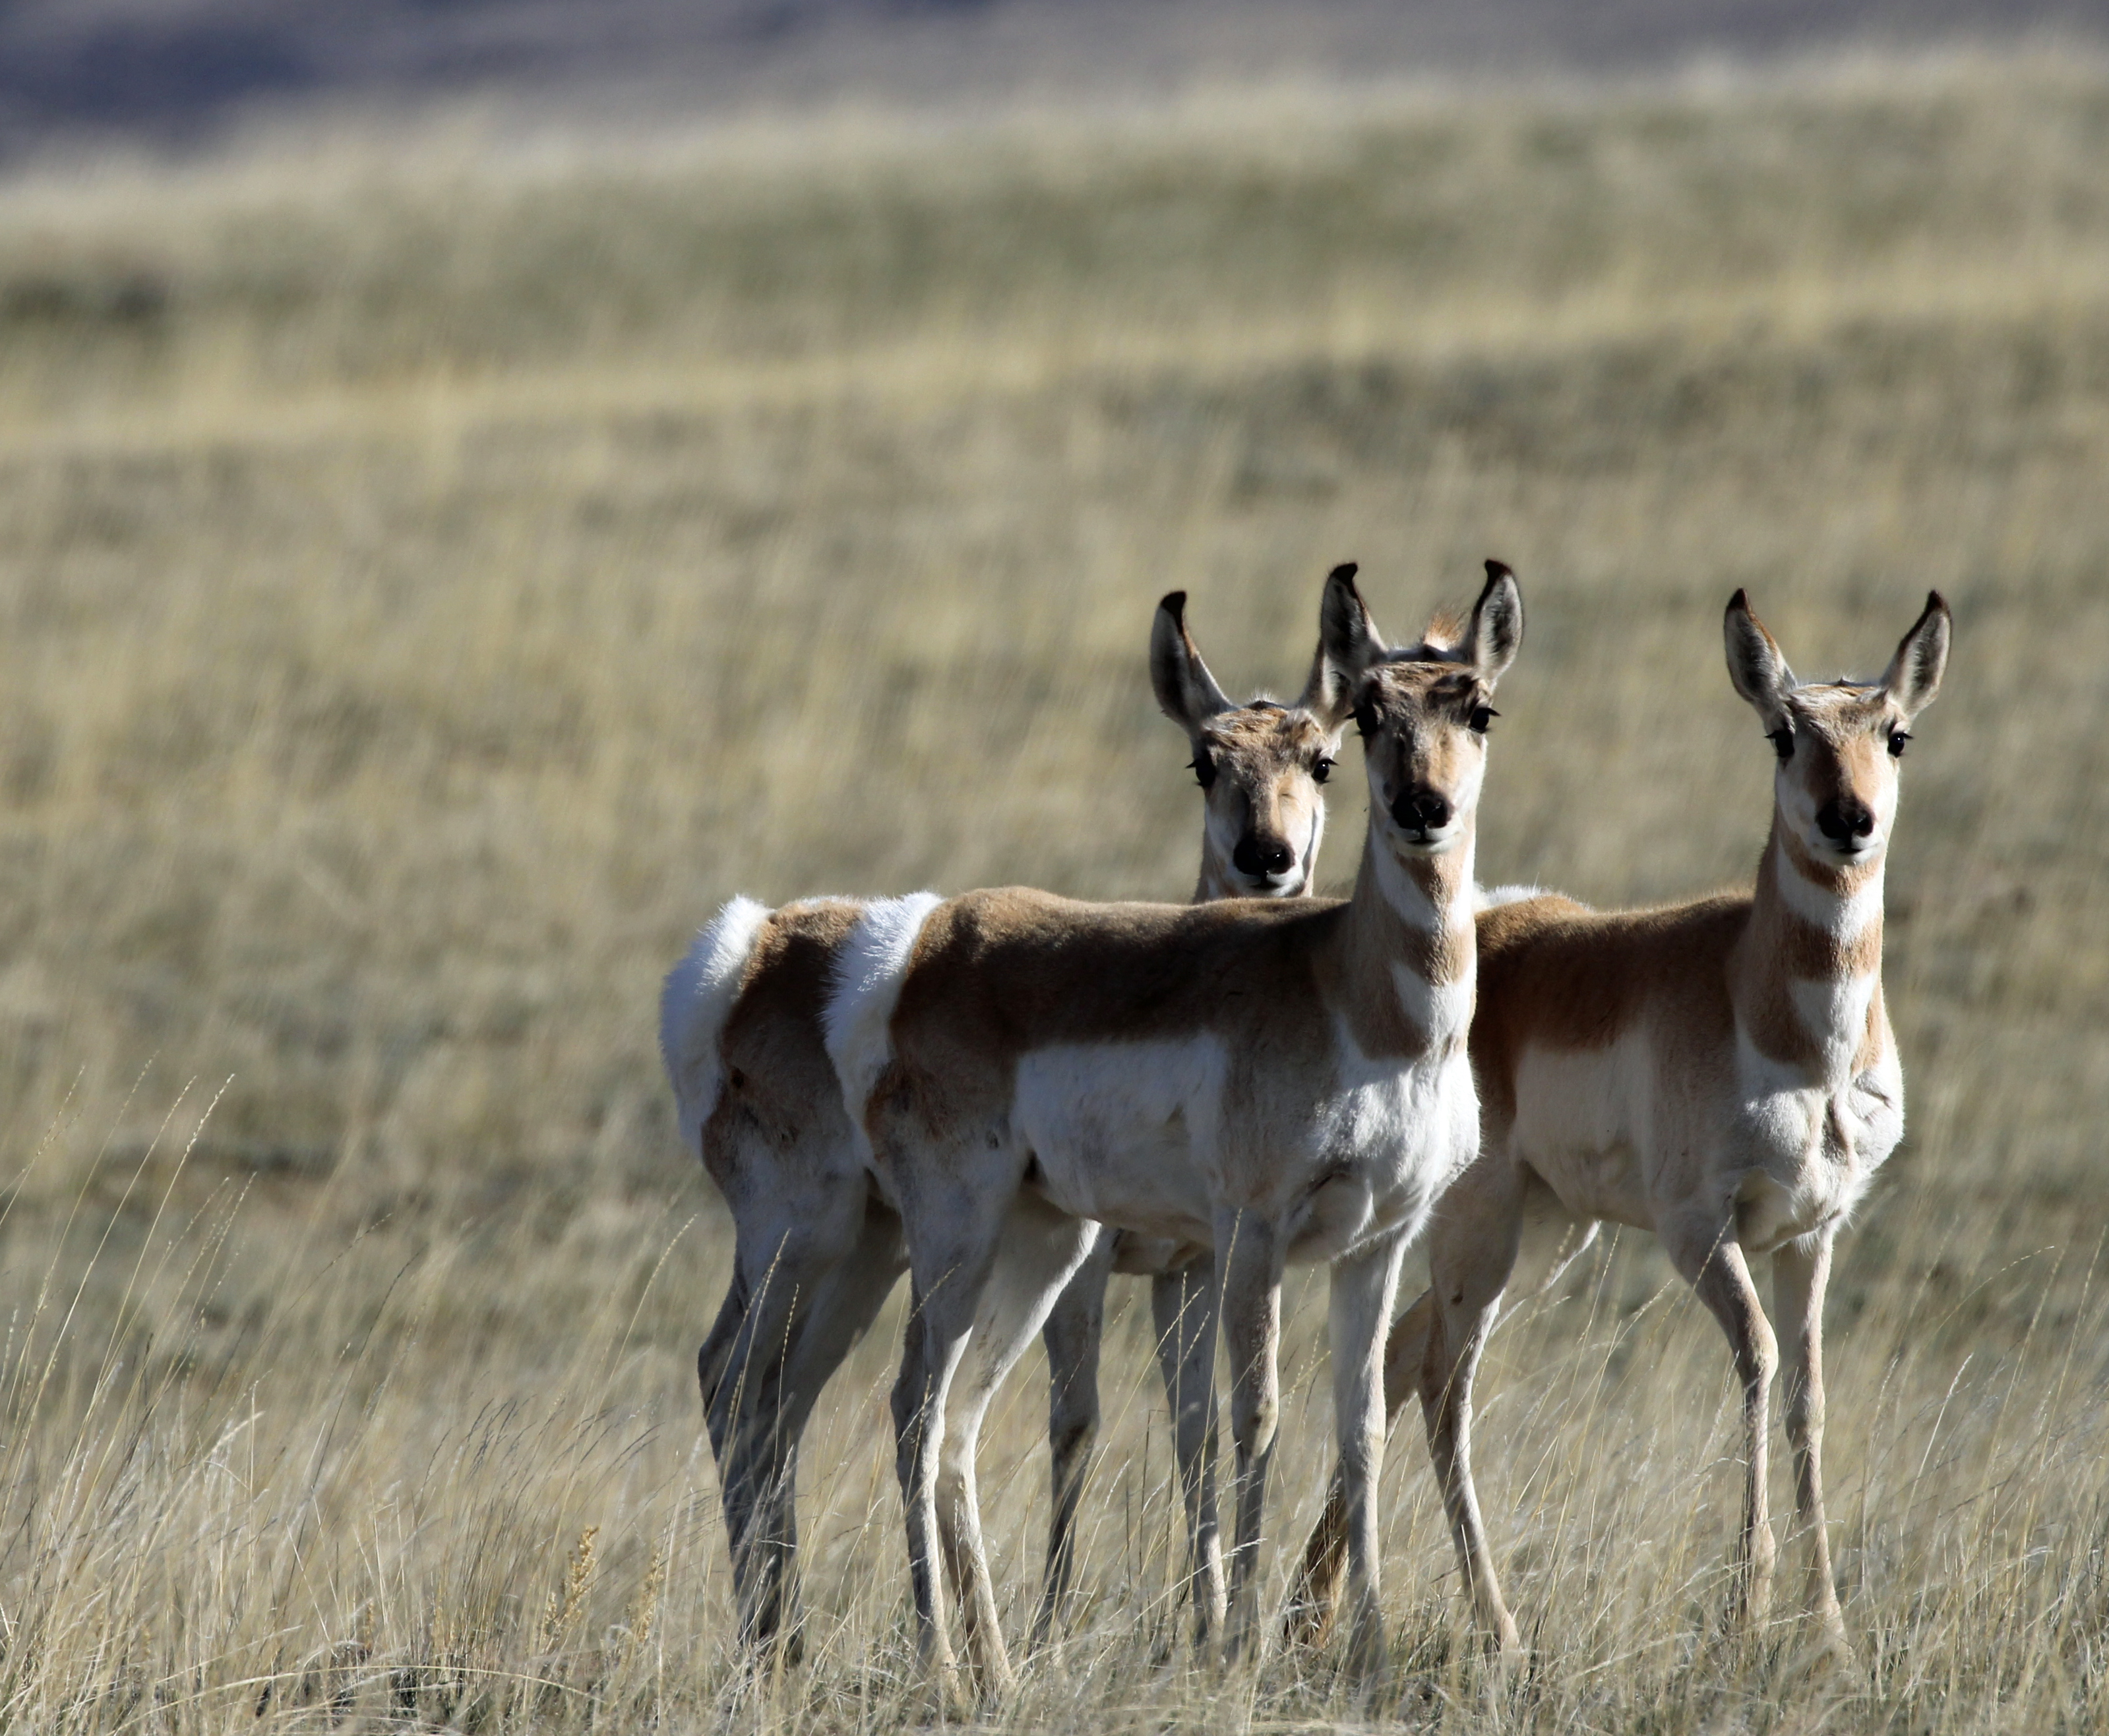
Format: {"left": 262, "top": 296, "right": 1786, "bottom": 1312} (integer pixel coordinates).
{"left": 5, "top": 0, "right": 2109, "bottom": 153}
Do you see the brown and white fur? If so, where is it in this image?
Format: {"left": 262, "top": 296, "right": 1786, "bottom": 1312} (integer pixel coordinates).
{"left": 1034, "top": 591, "right": 1343, "bottom": 1643}
{"left": 826, "top": 562, "right": 1524, "bottom": 1694}
{"left": 659, "top": 589, "right": 1342, "bottom": 1662}
{"left": 1290, "top": 589, "right": 1949, "bottom": 1660}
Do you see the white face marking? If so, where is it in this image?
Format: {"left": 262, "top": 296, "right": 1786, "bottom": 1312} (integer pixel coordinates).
{"left": 1202, "top": 775, "right": 1325, "bottom": 897}
{"left": 1369, "top": 747, "right": 1483, "bottom": 857}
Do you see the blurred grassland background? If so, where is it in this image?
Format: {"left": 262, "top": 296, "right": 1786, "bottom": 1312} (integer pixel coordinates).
{"left": 1, "top": 51, "right": 2108, "bottom": 1732}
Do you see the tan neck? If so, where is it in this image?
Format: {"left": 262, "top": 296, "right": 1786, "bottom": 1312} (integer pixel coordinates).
{"left": 1735, "top": 812, "right": 1886, "bottom": 1075}
{"left": 1329, "top": 816, "right": 1477, "bottom": 1057}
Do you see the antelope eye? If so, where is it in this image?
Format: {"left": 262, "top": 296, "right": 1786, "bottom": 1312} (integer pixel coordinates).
{"left": 1468, "top": 705, "right": 1497, "bottom": 735}
{"left": 1888, "top": 730, "right": 1911, "bottom": 758}
{"left": 1312, "top": 757, "right": 1333, "bottom": 785}
{"left": 1768, "top": 728, "right": 1795, "bottom": 762}
{"left": 1190, "top": 750, "right": 1216, "bottom": 790}
{"left": 1353, "top": 702, "right": 1378, "bottom": 740}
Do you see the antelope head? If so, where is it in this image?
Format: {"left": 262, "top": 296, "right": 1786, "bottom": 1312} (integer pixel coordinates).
{"left": 1726, "top": 589, "right": 1950, "bottom": 874}
{"left": 1323, "top": 560, "right": 1524, "bottom": 860}
{"left": 1151, "top": 589, "right": 1353, "bottom": 899}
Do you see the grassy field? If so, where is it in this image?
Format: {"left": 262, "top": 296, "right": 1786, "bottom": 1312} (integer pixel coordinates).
{"left": 1, "top": 53, "right": 2108, "bottom": 1731}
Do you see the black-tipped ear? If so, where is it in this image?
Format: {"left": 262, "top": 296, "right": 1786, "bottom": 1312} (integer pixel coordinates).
{"left": 1303, "top": 562, "right": 1386, "bottom": 728}
{"left": 1459, "top": 559, "right": 1523, "bottom": 682}
{"left": 1151, "top": 591, "right": 1233, "bottom": 730}
{"left": 1881, "top": 590, "right": 1949, "bottom": 719}
{"left": 1723, "top": 589, "right": 1796, "bottom": 729}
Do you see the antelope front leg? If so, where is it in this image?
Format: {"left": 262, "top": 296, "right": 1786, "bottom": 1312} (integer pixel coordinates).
{"left": 1668, "top": 1221, "right": 1779, "bottom": 1636}
{"left": 1286, "top": 1288, "right": 1430, "bottom": 1648}
{"left": 1774, "top": 1231, "right": 1851, "bottom": 1660}
{"left": 1215, "top": 1209, "right": 1283, "bottom": 1667}
{"left": 1328, "top": 1232, "right": 1407, "bottom": 1689}
{"left": 937, "top": 1199, "right": 1099, "bottom": 1696}
{"left": 1151, "top": 1253, "right": 1225, "bottom": 1648}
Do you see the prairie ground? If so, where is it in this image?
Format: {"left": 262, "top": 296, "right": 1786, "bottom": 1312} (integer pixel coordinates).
{"left": 1, "top": 53, "right": 2107, "bottom": 1732}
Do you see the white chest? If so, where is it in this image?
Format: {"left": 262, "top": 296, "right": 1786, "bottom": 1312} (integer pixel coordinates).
{"left": 1731, "top": 1026, "right": 1905, "bottom": 1249}
{"left": 1293, "top": 1030, "right": 1480, "bottom": 1260}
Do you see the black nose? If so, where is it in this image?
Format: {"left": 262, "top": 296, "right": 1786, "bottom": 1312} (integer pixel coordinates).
{"left": 1815, "top": 797, "right": 1876, "bottom": 846}
{"left": 1390, "top": 789, "right": 1451, "bottom": 835}
{"left": 1233, "top": 835, "right": 1296, "bottom": 878}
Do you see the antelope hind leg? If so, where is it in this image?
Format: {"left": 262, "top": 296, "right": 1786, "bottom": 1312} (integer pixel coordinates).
{"left": 1033, "top": 1224, "right": 1116, "bottom": 1644}
{"left": 1151, "top": 1253, "right": 1225, "bottom": 1648}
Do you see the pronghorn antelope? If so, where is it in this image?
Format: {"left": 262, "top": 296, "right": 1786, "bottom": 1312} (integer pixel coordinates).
{"left": 826, "top": 562, "right": 1523, "bottom": 1692}
{"left": 659, "top": 589, "right": 1343, "bottom": 1659}
{"left": 1037, "top": 591, "right": 1344, "bottom": 1643}
{"left": 1289, "top": 589, "right": 1949, "bottom": 1660}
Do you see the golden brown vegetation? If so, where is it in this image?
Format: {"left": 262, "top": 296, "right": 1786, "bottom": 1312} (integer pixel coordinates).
{"left": 1, "top": 53, "right": 2106, "bottom": 1731}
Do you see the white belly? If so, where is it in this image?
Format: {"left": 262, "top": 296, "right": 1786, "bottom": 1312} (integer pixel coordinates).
{"left": 1510, "top": 1031, "right": 1655, "bottom": 1227}
{"left": 1013, "top": 1036, "right": 1225, "bottom": 1242}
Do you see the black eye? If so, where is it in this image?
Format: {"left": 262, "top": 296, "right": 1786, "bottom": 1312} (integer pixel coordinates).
{"left": 1189, "top": 751, "right": 1216, "bottom": 790}
{"left": 1888, "top": 731, "right": 1910, "bottom": 758}
{"left": 1768, "top": 728, "right": 1795, "bottom": 762}
{"left": 1468, "top": 705, "right": 1497, "bottom": 735}
{"left": 1353, "top": 702, "right": 1378, "bottom": 740}
{"left": 1312, "top": 757, "right": 1333, "bottom": 785}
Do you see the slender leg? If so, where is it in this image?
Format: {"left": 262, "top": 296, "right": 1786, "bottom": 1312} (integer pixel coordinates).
{"left": 1215, "top": 1209, "right": 1284, "bottom": 1667}
{"left": 1285, "top": 1288, "right": 1430, "bottom": 1648}
{"left": 1773, "top": 1230, "right": 1850, "bottom": 1659}
{"left": 1419, "top": 1159, "right": 1530, "bottom": 1652}
{"left": 1329, "top": 1231, "right": 1407, "bottom": 1689}
{"left": 1151, "top": 1253, "right": 1225, "bottom": 1646}
{"left": 733, "top": 1203, "right": 907, "bottom": 1660}
{"left": 890, "top": 1172, "right": 1020, "bottom": 1695}
{"left": 1664, "top": 1218, "right": 1779, "bottom": 1635}
{"left": 936, "top": 1197, "right": 1099, "bottom": 1695}
{"left": 1035, "top": 1224, "right": 1116, "bottom": 1642}
{"left": 705, "top": 1235, "right": 810, "bottom": 1654}
{"left": 696, "top": 1282, "right": 748, "bottom": 1462}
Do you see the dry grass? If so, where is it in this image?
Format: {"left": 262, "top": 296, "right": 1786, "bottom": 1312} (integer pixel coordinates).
{"left": 1, "top": 51, "right": 2107, "bottom": 1731}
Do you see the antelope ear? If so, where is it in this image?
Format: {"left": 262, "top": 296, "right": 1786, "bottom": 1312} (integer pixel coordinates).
{"left": 1151, "top": 591, "right": 1233, "bottom": 730}
{"left": 1306, "top": 563, "right": 1386, "bottom": 725}
{"left": 1881, "top": 590, "right": 1950, "bottom": 720}
{"left": 1723, "top": 589, "right": 1796, "bottom": 730}
{"left": 1459, "top": 560, "right": 1523, "bottom": 684}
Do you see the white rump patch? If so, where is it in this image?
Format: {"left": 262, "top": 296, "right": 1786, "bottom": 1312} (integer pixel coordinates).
{"left": 1474, "top": 882, "right": 1552, "bottom": 912}
{"left": 659, "top": 895, "right": 775, "bottom": 1156}
{"left": 824, "top": 891, "right": 944, "bottom": 1127}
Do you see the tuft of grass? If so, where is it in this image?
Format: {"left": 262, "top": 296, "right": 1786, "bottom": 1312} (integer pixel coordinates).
{"left": 0, "top": 51, "right": 2106, "bottom": 1732}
